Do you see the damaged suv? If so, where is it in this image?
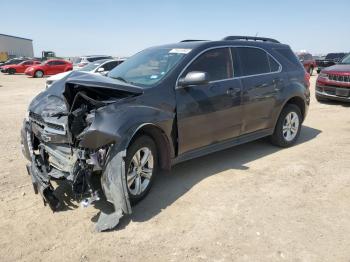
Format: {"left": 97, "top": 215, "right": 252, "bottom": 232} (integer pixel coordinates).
{"left": 21, "top": 36, "right": 310, "bottom": 231}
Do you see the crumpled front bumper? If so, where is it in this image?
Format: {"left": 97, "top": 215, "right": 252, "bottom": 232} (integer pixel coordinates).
{"left": 20, "top": 119, "right": 132, "bottom": 231}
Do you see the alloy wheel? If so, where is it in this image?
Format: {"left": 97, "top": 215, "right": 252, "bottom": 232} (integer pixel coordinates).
{"left": 126, "top": 147, "right": 154, "bottom": 196}
{"left": 282, "top": 112, "right": 299, "bottom": 142}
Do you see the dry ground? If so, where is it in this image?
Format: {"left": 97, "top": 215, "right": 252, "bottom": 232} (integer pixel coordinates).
{"left": 0, "top": 73, "right": 349, "bottom": 262}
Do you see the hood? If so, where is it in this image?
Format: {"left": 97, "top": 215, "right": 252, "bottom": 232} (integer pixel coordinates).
{"left": 65, "top": 71, "right": 144, "bottom": 94}
{"left": 323, "top": 64, "right": 350, "bottom": 74}
{"left": 28, "top": 71, "right": 144, "bottom": 115}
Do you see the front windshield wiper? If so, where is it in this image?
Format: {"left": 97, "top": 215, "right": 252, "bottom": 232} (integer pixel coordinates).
{"left": 110, "top": 76, "right": 129, "bottom": 83}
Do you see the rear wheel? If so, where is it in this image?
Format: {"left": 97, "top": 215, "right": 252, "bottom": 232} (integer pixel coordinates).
{"left": 125, "top": 136, "right": 158, "bottom": 205}
{"left": 8, "top": 68, "right": 16, "bottom": 75}
{"left": 309, "top": 66, "right": 314, "bottom": 76}
{"left": 34, "top": 70, "right": 44, "bottom": 78}
{"left": 270, "top": 104, "right": 302, "bottom": 147}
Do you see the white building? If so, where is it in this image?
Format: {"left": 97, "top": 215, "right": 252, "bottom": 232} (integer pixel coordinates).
{"left": 0, "top": 34, "right": 34, "bottom": 58}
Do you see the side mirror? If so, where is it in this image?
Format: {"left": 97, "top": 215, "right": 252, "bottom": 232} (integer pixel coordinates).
{"left": 178, "top": 71, "right": 209, "bottom": 87}
{"left": 97, "top": 67, "right": 105, "bottom": 73}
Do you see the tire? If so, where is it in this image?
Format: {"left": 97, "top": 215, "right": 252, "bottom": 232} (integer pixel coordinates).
{"left": 270, "top": 104, "right": 302, "bottom": 148}
{"left": 8, "top": 68, "right": 16, "bottom": 75}
{"left": 124, "top": 136, "right": 158, "bottom": 205}
{"left": 316, "top": 94, "right": 328, "bottom": 103}
{"left": 34, "top": 70, "right": 44, "bottom": 78}
{"left": 309, "top": 66, "right": 313, "bottom": 76}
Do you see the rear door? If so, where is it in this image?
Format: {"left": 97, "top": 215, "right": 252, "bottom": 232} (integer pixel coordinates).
{"left": 46, "top": 61, "right": 56, "bottom": 75}
{"left": 234, "top": 47, "right": 282, "bottom": 134}
{"left": 176, "top": 47, "right": 243, "bottom": 154}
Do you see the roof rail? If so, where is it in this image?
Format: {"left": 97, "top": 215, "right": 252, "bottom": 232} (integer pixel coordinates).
{"left": 223, "top": 36, "right": 280, "bottom": 44}
{"left": 180, "top": 39, "right": 207, "bottom": 42}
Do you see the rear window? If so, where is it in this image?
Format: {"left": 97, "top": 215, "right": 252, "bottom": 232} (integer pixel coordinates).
{"left": 274, "top": 48, "right": 301, "bottom": 70}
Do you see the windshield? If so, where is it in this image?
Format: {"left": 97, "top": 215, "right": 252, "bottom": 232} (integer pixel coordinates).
{"left": 340, "top": 54, "right": 350, "bottom": 64}
{"left": 77, "top": 61, "right": 105, "bottom": 72}
{"left": 325, "top": 53, "right": 346, "bottom": 61}
{"left": 108, "top": 47, "right": 191, "bottom": 87}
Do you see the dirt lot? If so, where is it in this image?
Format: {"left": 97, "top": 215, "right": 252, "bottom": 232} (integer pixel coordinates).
{"left": 0, "top": 73, "right": 349, "bottom": 262}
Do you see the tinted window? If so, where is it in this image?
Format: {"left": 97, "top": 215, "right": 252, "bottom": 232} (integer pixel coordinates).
{"left": 55, "top": 61, "right": 65, "bottom": 65}
{"left": 103, "top": 61, "right": 119, "bottom": 71}
{"left": 236, "top": 47, "right": 271, "bottom": 76}
{"left": 274, "top": 48, "right": 301, "bottom": 70}
{"left": 268, "top": 56, "right": 280, "bottom": 72}
{"left": 183, "top": 48, "right": 232, "bottom": 81}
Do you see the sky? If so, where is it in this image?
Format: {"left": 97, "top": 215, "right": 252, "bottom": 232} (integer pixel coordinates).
{"left": 1, "top": 0, "right": 349, "bottom": 57}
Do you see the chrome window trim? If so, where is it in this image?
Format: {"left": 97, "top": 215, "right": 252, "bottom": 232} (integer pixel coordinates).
{"left": 175, "top": 45, "right": 283, "bottom": 88}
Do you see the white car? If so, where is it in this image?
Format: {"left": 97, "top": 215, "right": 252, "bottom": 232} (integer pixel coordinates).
{"left": 46, "top": 58, "right": 125, "bottom": 88}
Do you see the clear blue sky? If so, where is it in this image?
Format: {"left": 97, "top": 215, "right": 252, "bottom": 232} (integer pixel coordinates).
{"left": 2, "top": 0, "right": 349, "bottom": 57}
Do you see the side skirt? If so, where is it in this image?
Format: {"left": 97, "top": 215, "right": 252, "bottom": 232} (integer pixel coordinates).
{"left": 172, "top": 128, "right": 274, "bottom": 166}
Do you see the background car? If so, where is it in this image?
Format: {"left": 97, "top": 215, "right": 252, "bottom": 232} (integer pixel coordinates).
{"left": 46, "top": 58, "right": 125, "bottom": 88}
{"left": 316, "top": 52, "right": 348, "bottom": 73}
{"left": 1, "top": 60, "right": 41, "bottom": 74}
{"left": 0, "top": 57, "right": 33, "bottom": 68}
{"left": 316, "top": 53, "right": 350, "bottom": 102}
{"left": 297, "top": 52, "right": 316, "bottom": 75}
{"left": 24, "top": 59, "right": 73, "bottom": 78}
{"left": 73, "top": 55, "right": 113, "bottom": 68}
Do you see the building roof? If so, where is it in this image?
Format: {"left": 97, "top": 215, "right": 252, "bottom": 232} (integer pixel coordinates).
{"left": 0, "top": 33, "right": 32, "bottom": 41}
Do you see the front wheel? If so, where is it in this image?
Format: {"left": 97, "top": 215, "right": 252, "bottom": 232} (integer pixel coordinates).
{"left": 34, "top": 70, "right": 44, "bottom": 78}
{"left": 125, "top": 136, "right": 158, "bottom": 205}
{"left": 270, "top": 104, "right": 302, "bottom": 147}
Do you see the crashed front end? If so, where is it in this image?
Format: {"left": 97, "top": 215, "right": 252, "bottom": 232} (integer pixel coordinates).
{"left": 20, "top": 73, "right": 141, "bottom": 231}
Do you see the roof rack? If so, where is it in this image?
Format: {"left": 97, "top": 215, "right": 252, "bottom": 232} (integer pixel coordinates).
{"left": 180, "top": 39, "right": 207, "bottom": 42}
{"left": 223, "top": 36, "right": 280, "bottom": 44}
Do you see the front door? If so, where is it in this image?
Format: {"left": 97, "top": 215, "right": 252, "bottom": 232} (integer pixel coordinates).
{"left": 175, "top": 47, "right": 243, "bottom": 155}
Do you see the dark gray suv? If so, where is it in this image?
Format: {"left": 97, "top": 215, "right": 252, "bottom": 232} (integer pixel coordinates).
{"left": 21, "top": 36, "right": 310, "bottom": 231}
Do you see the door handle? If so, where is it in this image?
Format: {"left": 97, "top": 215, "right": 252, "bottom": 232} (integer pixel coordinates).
{"left": 226, "top": 87, "right": 240, "bottom": 96}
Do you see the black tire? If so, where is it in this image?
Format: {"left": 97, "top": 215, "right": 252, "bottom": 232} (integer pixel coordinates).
{"left": 309, "top": 66, "right": 313, "bottom": 76}
{"left": 8, "top": 68, "right": 16, "bottom": 75}
{"left": 316, "top": 94, "right": 327, "bottom": 103}
{"left": 125, "top": 136, "right": 158, "bottom": 205}
{"left": 34, "top": 70, "right": 44, "bottom": 78}
{"left": 270, "top": 104, "right": 302, "bottom": 148}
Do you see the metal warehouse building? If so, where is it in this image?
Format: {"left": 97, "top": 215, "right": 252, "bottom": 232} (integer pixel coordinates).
{"left": 0, "top": 34, "right": 34, "bottom": 58}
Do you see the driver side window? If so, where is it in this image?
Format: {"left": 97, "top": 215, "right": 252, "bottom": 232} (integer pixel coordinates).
{"left": 182, "top": 48, "right": 233, "bottom": 82}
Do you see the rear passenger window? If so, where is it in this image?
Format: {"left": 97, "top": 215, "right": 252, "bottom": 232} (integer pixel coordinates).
{"left": 268, "top": 56, "right": 280, "bottom": 72}
{"left": 236, "top": 47, "right": 272, "bottom": 76}
{"left": 183, "top": 48, "right": 233, "bottom": 81}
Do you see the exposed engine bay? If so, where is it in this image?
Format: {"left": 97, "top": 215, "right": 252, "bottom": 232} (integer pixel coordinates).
{"left": 21, "top": 73, "right": 143, "bottom": 231}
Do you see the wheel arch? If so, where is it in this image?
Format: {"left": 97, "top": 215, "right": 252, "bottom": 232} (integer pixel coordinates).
{"left": 127, "top": 124, "right": 173, "bottom": 171}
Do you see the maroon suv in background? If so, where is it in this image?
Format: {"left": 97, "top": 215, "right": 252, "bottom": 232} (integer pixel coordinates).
{"left": 297, "top": 52, "right": 316, "bottom": 75}
{"left": 316, "top": 54, "right": 350, "bottom": 102}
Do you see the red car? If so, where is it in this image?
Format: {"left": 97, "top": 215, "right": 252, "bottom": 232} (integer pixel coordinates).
{"left": 316, "top": 54, "right": 350, "bottom": 102}
{"left": 297, "top": 52, "right": 317, "bottom": 76}
{"left": 1, "top": 60, "right": 41, "bottom": 74}
{"left": 25, "top": 59, "right": 73, "bottom": 78}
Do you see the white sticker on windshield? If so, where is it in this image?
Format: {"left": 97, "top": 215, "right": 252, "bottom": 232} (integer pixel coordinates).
{"left": 169, "top": 48, "right": 192, "bottom": 54}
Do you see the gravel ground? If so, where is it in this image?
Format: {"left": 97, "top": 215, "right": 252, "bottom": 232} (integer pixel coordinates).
{"left": 0, "top": 73, "right": 349, "bottom": 262}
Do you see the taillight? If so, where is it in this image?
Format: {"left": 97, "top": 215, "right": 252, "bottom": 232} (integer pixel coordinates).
{"left": 304, "top": 72, "right": 310, "bottom": 88}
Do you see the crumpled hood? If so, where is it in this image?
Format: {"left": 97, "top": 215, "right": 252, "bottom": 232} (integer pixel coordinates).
{"left": 65, "top": 71, "right": 144, "bottom": 94}
{"left": 28, "top": 71, "right": 144, "bottom": 115}
{"left": 323, "top": 64, "right": 350, "bottom": 73}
